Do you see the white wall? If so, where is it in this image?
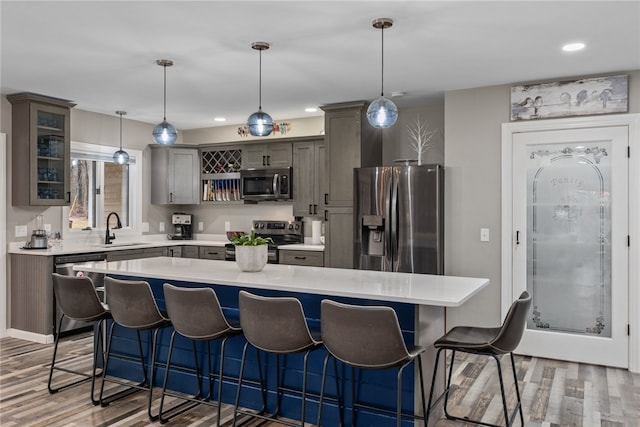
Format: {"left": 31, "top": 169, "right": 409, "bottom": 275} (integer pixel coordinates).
{"left": 443, "top": 70, "right": 640, "bottom": 329}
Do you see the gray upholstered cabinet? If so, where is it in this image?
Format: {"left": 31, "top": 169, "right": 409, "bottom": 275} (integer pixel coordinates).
{"left": 242, "top": 142, "right": 292, "bottom": 169}
{"left": 292, "top": 138, "right": 325, "bottom": 217}
{"left": 279, "top": 249, "right": 324, "bottom": 267}
{"left": 320, "top": 101, "right": 382, "bottom": 269}
{"left": 150, "top": 145, "right": 200, "bottom": 204}
{"left": 7, "top": 93, "right": 75, "bottom": 206}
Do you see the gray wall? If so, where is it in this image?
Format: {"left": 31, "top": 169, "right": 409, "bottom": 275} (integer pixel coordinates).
{"left": 444, "top": 70, "right": 640, "bottom": 328}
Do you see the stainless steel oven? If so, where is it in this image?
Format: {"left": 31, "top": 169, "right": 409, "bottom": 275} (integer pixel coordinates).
{"left": 225, "top": 220, "right": 304, "bottom": 263}
{"left": 240, "top": 168, "right": 292, "bottom": 201}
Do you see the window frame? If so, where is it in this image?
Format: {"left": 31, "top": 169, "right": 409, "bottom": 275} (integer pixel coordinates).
{"left": 62, "top": 141, "right": 142, "bottom": 240}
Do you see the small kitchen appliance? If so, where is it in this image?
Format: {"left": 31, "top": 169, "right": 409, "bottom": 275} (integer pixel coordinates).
{"left": 225, "top": 220, "right": 303, "bottom": 264}
{"left": 26, "top": 214, "right": 48, "bottom": 249}
{"left": 169, "top": 212, "right": 193, "bottom": 240}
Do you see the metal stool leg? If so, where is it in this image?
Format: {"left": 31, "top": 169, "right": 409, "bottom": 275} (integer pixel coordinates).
{"left": 510, "top": 353, "right": 524, "bottom": 426}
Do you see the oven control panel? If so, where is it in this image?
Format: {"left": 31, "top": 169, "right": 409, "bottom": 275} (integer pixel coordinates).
{"left": 252, "top": 220, "right": 303, "bottom": 237}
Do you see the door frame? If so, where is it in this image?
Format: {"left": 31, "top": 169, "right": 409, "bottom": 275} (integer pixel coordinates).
{"left": 501, "top": 114, "right": 640, "bottom": 373}
{"left": 1, "top": 133, "right": 7, "bottom": 338}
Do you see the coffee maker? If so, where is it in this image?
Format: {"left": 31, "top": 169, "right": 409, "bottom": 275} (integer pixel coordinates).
{"left": 170, "top": 213, "right": 193, "bottom": 240}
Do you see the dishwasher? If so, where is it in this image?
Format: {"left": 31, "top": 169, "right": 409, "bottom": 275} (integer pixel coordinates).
{"left": 54, "top": 252, "right": 107, "bottom": 336}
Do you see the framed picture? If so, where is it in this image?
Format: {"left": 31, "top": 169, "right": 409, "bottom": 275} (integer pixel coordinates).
{"left": 511, "top": 75, "right": 628, "bottom": 121}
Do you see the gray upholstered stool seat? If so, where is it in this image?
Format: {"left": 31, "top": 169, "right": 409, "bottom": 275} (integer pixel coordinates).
{"left": 317, "top": 299, "right": 427, "bottom": 427}
{"left": 48, "top": 273, "right": 111, "bottom": 405}
{"left": 159, "top": 283, "right": 242, "bottom": 425}
{"left": 426, "top": 291, "right": 531, "bottom": 427}
{"left": 99, "top": 276, "right": 172, "bottom": 422}
{"left": 232, "top": 290, "right": 323, "bottom": 427}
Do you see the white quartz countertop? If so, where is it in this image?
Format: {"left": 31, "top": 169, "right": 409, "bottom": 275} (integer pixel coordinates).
{"left": 278, "top": 244, "right": 324, "bottom": 251}
{"left": 74, "top": 257, "right": 489, "bottom": 307}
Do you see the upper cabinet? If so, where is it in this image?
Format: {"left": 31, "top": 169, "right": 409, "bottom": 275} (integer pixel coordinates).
{"left": 150, "top": 145, "right": 200, "bottom": 204}
{"left": 293, "top": 138, "right": 325, "bottom": 217}
{"left": 242, "top": 142, "right": 292, "bottom": 169}
{"left": 200, "top": 145, "right": 242, "bottom": 203}
{"left": 8, "top": 93, "right": 75, "bottom": 206}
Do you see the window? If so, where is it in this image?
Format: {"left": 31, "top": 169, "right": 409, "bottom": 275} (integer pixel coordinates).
{"left": 66, "top": 142, "right": 141, "bottom": 232}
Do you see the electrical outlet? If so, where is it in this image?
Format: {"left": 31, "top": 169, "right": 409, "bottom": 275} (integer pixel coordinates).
{"left": 480, "top": 228, "right": 490, "bottom": 242}
{"left": 225, "top": 221, "right": 231, "bottom": 231}
{"left": 198, "top": 221, "right": 204, "bottom": 231}
{"left": 15, "top": 225, "right": 27, "bottom": 237}
{"left": 159, "top": 222, "right": 165, "bottom": 232}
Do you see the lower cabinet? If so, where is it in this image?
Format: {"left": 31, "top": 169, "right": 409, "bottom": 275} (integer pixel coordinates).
{"left": 198, "top": 246, "right": 226, "bottom": 260}
{"left": 182, "top": 246, "right": 199, "bottom": 259}
{"left": 106, "top": 247, "right": 166, "bottom": 262}
{"left": 279, "top": 250, "right": 324, "bottom": 267}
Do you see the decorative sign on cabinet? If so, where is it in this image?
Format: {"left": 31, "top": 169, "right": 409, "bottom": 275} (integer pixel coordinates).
{"left": 7, "top": 93, "right": 75, "bottom": 206}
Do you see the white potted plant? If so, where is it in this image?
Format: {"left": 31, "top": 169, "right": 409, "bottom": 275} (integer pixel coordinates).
{"left": 230, "top": 231, "right": 273, "bottom": 272}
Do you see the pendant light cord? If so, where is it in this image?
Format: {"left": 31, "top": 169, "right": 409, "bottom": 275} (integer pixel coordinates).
{"left": 380, "top": 24, "right": 385, "bottom": 97}
{"left": 258, "top": 48, "right": 263, "bottom": 110}
{"left": 119, "top": 113, "right": 123, "bottom": 150}
{"left": 163, "top": 64, "right": 167, "bottom": 120}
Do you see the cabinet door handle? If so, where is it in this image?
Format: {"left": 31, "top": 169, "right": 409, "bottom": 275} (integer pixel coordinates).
{"left": 267, "top": 155, "right": 271, "bottom": 166}
{"left": 66, "top": 192, "right": 71, "bottom": 203}
{"left": 324, "top": 210, "right": 328, "bottom": 221}
{"left": 294, "top": 256, "right": 306, "bottom": 260}
{"left": 169, "top": 192, "right": 173, "bottom": 203}
{"left": 313, "top": 204, "right": 318, "bottom": 215}
{"left": 324, "top": 193, "right": 328, "bottom": 205}
{"left": 262, "top": 155, "right": 266, "bottom": 166}
{"left": 309, "top": 204, "right": 313, "bottom": 215}
{"left": 516, "top": 230, "right": 520, "bottom": 245}
{"left": 207, "top": 251, "right": 219, "bottom": 255}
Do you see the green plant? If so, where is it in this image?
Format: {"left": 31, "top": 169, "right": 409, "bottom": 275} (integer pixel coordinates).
{"left": 230, "top": 230, "right": 273, "bottom": 246}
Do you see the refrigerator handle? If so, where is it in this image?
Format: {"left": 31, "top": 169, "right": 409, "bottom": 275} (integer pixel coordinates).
{"left": 390, "top": 178, "right": 399, "bottom": 272}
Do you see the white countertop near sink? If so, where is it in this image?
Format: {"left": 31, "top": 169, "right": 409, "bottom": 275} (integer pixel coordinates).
{"left": 8, "top": 235, "right": 230, "bottom": 256}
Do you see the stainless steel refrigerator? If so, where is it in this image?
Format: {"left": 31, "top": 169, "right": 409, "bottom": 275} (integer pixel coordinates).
{"left": 354, "top": 164, "right": 444, "bottom": 274}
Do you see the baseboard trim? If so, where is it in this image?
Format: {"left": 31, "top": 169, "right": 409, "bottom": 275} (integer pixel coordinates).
{"left": 7, "top": 329, "right": 54, "bottom": 344}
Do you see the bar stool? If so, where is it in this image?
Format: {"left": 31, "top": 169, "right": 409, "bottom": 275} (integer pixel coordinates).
{"left": 159, "top": 283, "right": 242, "bottom": 425}
{"left": 99, "top": 276, "right": 172, "bottom": 421}
{"left": 232, "top": 290, "right": 323, "bottom": 427}
{"left": 317, "top": 299, "right": 427, "bottom": 427}
{"left": 426, "top": 291, "right": 531, "bottom": 427}
{"left": 48, "top": 273, "right": 110, "bottom": 405}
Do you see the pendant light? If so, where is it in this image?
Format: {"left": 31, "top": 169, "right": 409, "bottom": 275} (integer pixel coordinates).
{"left": 366, "top": 18, "right": 398, "bottom": 128}
{"left": 113, "top": 111, "right": 129, "bottom": 165}
{"left": 152, "top": 59, "right": 178, "bottom": 145}
{"left": 246, "top": 42, "right": 274, "bottom": 137}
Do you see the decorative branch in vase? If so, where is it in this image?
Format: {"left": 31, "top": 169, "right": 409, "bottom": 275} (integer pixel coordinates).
{"left": 407, "top": 115, "right": 437, "bottom": 165}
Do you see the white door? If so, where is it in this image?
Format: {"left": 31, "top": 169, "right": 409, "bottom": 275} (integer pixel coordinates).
{"left": 511, "top": 125, "right": 628, "bottom": 368}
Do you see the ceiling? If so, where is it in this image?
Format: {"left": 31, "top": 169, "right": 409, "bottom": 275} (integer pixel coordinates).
{"left": 2, "top": 1, "right": 639, "bottom": 130}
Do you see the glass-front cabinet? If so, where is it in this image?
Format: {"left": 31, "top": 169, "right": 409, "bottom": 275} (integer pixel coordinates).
{"left": 8, "top": 93, "right": 75, "bottom": 206}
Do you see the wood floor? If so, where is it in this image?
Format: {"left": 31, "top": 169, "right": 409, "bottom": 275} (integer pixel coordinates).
{"left": 0, "top": 333, "right": 638, "bottom": 426}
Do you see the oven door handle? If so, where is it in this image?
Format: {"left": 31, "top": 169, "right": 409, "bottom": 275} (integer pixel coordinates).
{"left": 273, "top": 173, "right": 280, "bottom": 197}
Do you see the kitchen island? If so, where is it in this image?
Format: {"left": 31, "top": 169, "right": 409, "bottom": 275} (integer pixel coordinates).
{"left": 76, "top": 257, "right": 488, "bottom": 426}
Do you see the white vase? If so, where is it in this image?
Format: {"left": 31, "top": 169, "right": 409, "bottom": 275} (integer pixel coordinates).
{"left": 235, "top": 245, "right": 268, "bottom": 272}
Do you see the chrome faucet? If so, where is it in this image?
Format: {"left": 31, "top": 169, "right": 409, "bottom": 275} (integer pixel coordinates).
{"left": 105, "top": 212, "right": 123, "bottom": 244}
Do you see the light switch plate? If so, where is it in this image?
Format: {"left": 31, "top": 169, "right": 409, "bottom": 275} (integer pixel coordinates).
{"left": 198, "top": 221, "right": 204, "bottom": 231}
{"left": 15, "top": 225, "right": 27, "bottom": 237}
{"left": 159, "top": 222, "right": 165, "bottom": 232}
{"left": 480, "top": 228, "right": 490, "bottom": 242}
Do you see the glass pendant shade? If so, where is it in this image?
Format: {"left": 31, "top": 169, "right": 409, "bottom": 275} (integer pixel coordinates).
{"left": 152, "top": 119, "right": 178, "bottom": 145}
{"left": 152, "top": 59, "right": 177, "bottom": 145}
{"left": 247, "top": 110, "right": 274, "bottom": 136}
{"left": 113, "top": 110, "right": 129, "bottom": 165}
{"left": 113, "top": 149, "right": 130, "bottom": 165}
{"left": 367, "top": 96, "right": 398, "bottom": 128}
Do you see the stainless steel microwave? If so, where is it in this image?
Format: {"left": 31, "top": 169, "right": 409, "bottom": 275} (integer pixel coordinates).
{"left": 240, "top": 167, "right": 292, "bottom": 201}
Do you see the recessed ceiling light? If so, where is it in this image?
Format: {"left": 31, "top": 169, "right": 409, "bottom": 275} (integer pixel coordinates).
{"left": 562, "top": 42, "right": 586, "bottom": 52}
{"left": 305, "top": 107, "right": 318, "bottom": 113}
{"left": 214, "top": 117, "right": 226, "bottom": 122}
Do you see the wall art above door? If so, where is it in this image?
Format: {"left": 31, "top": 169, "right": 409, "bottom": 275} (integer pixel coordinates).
{"left": 511, "top": 75, "right": 628, "bottom": 121}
